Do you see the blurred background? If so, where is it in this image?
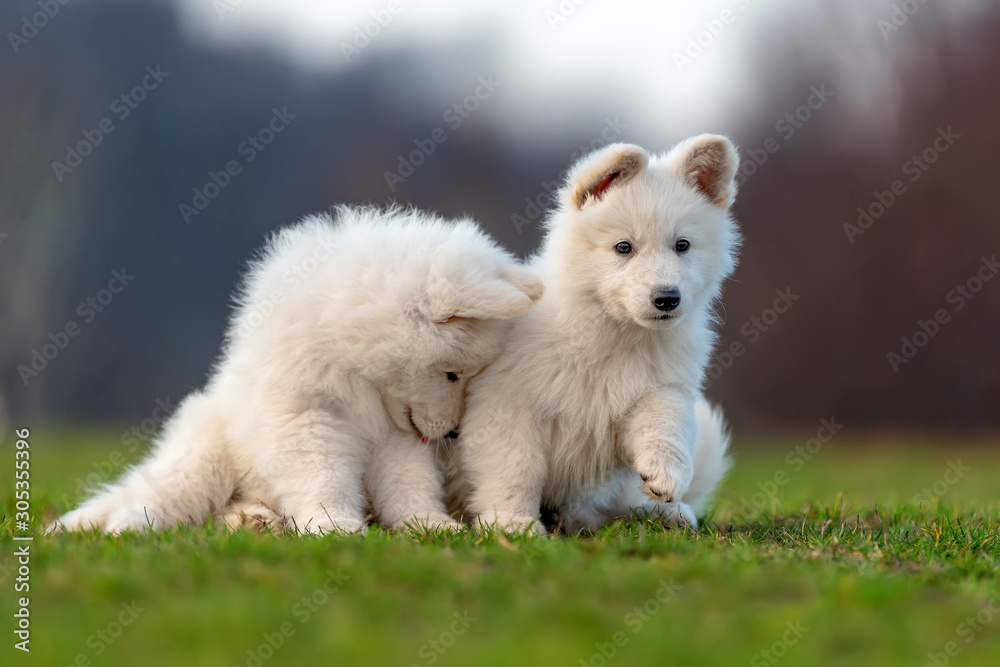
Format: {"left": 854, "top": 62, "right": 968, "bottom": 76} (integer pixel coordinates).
{"left": 1, "top": 0, "right": 998, "bottom": 434}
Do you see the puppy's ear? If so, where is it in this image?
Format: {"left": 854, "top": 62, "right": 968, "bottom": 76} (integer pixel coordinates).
{"left": 669, "top": 134, "right": 739, "bottom": 208}
{"left": 425, "top": 277, "right": 534, "bottom": 323}
{"left": 565, "top": 143, "right": 648, "bottom": 211}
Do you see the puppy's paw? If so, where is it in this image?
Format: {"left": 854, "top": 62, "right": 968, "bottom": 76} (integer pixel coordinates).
{"left": 295, "top": 514, "right": 367, "bottom": 536}
{"left": 221, "top": 502, "right": 286, "bottom": 534}
{"left": 393, "top": 512, "right": 462, "bottom": 532}
{"left": 46, "top": 513, "right": 82, "bottom": 535}
{"left": 636, "top": 501, "right": 697, "bottom": 529}
{"left": 48, "top": 506, "right": 111, "bottom": 533}
{"left": 479, "top": 513, "right": 545, "bottom": 535}
{"left": 105, "top": 506, "right": 158, "bottom": 534}
{"left": 634, "top": 450, "right": 693, "bottom": 504}
{"left": 503, "top": 517, "right": 546, "bottom": 535}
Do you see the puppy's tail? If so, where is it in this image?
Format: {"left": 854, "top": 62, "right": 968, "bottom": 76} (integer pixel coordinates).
{"left": 683, "top": 398, "right": 732, "bottom": 517}
{"left": 47, "top": 389, "right": 236, "bottom": 533}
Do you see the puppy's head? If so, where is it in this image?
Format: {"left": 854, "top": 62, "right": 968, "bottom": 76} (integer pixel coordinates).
{"left": 551, "top": 135, "right": 741, "bottom": 329}
{"left": 377, "top": 229, "right": 543, "bottom": 441}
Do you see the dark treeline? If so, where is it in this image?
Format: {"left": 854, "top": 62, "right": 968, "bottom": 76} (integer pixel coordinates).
{"left": 1, "top": 1, "right": 998, "bottom": 432}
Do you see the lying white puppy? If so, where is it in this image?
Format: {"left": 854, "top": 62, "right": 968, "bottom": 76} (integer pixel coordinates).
{"left": 52, "top": 206, "right": 542, "bottom": 534}
{"left": 456, "top": 136, "right": 740, "bottom": 532}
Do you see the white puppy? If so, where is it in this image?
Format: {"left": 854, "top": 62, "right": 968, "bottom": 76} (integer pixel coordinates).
{"left": 456, "top": 136, "right": 740, "bottom": 532}
{"left": 52, "top": 206, "right": 542, "bottom": 534}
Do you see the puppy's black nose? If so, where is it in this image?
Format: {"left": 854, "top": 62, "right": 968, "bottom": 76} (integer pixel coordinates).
{"left": 651, "top": 288, "right": 681, "bottom": 312}
{"left": 446, "top": 431, "right": 460, "bottom": 439}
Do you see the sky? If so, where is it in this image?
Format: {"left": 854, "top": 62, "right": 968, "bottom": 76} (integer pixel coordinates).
{"left": 173, "top": 0, "right": 992, "bottom": 150}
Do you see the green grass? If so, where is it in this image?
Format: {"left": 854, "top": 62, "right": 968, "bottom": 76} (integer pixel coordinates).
{"left": 3, "top": 426, "right": 1000, "bottom": 666}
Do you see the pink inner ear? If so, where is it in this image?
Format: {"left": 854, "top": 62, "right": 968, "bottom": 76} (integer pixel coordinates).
{"left": 695, "top": 166, "right": 718, "bottom": 198}
{"left": 590, "top": 171, "right": 620, "bottom": 200}
{"left": 436, "top": 315, "right": 474, "bottom": 324}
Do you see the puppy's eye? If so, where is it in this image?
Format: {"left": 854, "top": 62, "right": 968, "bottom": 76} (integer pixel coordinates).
{"left": 675, "top": 238, "right": 691, "bottom": 253}
{"left": 445, "top": 372, "right": 459, "bottom": 382}
{"left": 615, "top": 241, "right": 632, "bottom": 255}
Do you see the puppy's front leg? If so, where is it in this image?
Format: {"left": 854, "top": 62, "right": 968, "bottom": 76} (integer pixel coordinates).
{"left": 366, "top": 430, "right": 458, "bottom": 530}
{"left": 261, "top": 408, "right": 368, "bottom": 534}
{"left": 462, "top": 405, "right": 547, "bottom": 533}
{"left": 624, "top": 388, "right": 697, "bottom": 506}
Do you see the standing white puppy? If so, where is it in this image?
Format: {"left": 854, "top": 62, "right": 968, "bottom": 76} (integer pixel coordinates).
{"left": 52, "top": 206, "right": 542, "bottom": 534}
{"left": 457, "top": 136, "right": 740, "bottom": 532}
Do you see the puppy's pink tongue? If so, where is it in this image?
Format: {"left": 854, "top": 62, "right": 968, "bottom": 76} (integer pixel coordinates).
{"left": 421, "top": 436, "right": 429, "bottom": 444}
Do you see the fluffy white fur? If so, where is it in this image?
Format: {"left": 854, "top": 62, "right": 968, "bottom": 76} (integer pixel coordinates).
{"left": 51, "top": 206, "right": 542, "bottom": 534}
{"left": 455, "top": 136, "right": 741, "bottom": 532}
